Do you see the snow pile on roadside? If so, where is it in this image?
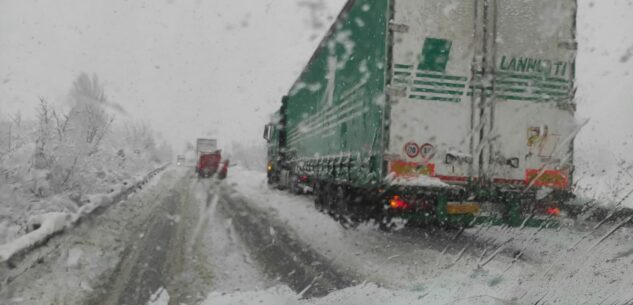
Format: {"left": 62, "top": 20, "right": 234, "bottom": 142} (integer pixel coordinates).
{"left": 203, "top": 282, "right": 503, "bottom": 305}
{"left": 202, "top": 284, "right": 424, "bottom": 305}
{"left": 203, "top": 286, "right": 298, "bottom": 305}
{"left": 0, "top": 168, "right": 184, "bottom": 305}
{"left": 0, "top": 151, "right": 161, "bottom": 249}
{"left": 0, "top": 167, "right": 167, "bottom": 263}
{"left": 0, "top": 212, "right": 70, "bottom": 261}
{"left": 147, "top": 287, "right": 170, "bottom": 305}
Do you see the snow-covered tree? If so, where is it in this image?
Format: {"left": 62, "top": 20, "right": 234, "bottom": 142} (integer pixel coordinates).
{"left": 30, "top": 73, "right": 115, "bottom": 196}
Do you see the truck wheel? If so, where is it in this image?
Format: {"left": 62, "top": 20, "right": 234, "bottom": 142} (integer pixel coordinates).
{"left": 289, "top": 174, "right": 300, "bottom": 194}
{"left": 322, "top": 183, "right": 337, "bottom": 212}
{"left": 314, "top": 182, "right": 326, "bottom": 212}
{"left": 332, "top": 186, "right": 357, "bottom": 229}
{"left": 378, "top": 208, "right": 395, "bottom": 232}
{"left": 331, "top": 186, "right": 347, "bottom": 214}
{"left": 267, "top": 171, "right": 279, "bottom": 185}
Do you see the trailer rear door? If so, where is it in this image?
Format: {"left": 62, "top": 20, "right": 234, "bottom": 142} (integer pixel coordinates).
{"left": 386, "top": 0, "right": 479, "bottom": 184}
{"left": 485, "top": 0, "right": 577, "bottom": 189}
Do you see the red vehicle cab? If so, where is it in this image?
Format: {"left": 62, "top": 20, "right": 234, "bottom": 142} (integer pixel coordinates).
{"left": 196, "top": 151, "right": 228, "bottom": 179}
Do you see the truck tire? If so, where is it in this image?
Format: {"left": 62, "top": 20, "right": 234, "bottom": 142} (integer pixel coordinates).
{"left": 289, "top": 174, "right": 301, "bottom": 194}
{"left": 332, "top": 186, "right": 349, "bottom": 215}
{"left": 314, "top": 182, "right": 327, "bottom": 212}
{"left": 378, "top": 211, "right": 395, "bottom": 232}
{"left": 323, "top": 183, "right": 337, "bottom": 212}
{"left": 331, "top": 185, "right": 358, "bottom": 229}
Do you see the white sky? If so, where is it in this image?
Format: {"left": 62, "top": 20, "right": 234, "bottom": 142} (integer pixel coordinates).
{"left": 1, "top": 0, "right": 632, "bottom": 201}
{"left": 0, "top": 0, "right": 342, "bottom": 150}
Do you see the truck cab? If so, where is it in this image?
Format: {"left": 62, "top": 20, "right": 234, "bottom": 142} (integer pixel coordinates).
{"left": 263, "top": 121, "right": 280, "bottom": 184}
{"left": 176, "top": 155, "right": 185, "bottom": 166}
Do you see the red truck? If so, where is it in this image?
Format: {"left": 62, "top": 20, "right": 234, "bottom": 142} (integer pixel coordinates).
{"left": 195, "top": 138, "right": 228, "bottom": 179}
{"left": 196, "top": 151, "right": 228, "bottom": 179}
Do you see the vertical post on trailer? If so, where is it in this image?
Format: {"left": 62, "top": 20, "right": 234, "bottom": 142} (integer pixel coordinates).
{"left": 436, "top": 192, "right": 449, "bottom": 225}
{"left": 506, "top": 193, "right": 522, "bottom": 227}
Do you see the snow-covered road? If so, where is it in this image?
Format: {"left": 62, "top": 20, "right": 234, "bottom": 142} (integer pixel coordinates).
{"left": 94, "top": 170, "right": 214, "bottom": 305}
{"left": 220, "top": 167, "right": 633, "bottom": 305}
{"left": 3, "top": 165, "right": 633, "bottom": 305}
{"left": 219, "top": 184, "right": 359, "bottom": 298}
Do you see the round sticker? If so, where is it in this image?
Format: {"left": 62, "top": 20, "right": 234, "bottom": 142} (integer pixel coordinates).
{"left": 419, "top": 143, "right": 434, "bottom": 158}
{"left": 404, "top": 142, "right": 419, "bottom": 158}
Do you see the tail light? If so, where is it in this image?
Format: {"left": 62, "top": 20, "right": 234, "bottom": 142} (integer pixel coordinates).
{"left": 545, "top": 207, "right": 560, "bottom": 216}
{"left": 389, "top": 195, "right": 410, "bottom": 209}
{"left": 299, "top": 175, "right": 308, "bottom": 182}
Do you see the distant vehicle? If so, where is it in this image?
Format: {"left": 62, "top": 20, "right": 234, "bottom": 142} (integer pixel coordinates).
{"left": 195, "top": 138, "right": 228, "bottom": 179}
{"left": 196, "top": 151, "right": 228, "bottom": 179}
{"left": 264, "top": 0, "right": 577, "bottom": 228}
{"left": 176, "top": 155, "right": 185, "bottom": 166}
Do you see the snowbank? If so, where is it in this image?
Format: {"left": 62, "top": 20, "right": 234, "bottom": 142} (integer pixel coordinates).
{"left": 0, "top": 212, "right": 70, "bottom": 262}
{"left": 147, "top": 287, "right": 170, "bottom": 305}
{"left": 202, "top": 282, "right": 502, "bottom": 305}
{"left": 0, "top": 164, "right": 168, "bottom": 263}
{"left": 203, "top": 286, "right": 298, "bottom": 305}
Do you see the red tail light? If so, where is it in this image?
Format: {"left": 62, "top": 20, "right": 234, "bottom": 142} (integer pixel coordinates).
{"left": 389, "top": 195, "right": 410, "bottom": 209}
{"left": 545, "top": 207, "right": 560, "bottom": 216}
{"left": 299, "top": 175, "right": 308, "bottom": 182}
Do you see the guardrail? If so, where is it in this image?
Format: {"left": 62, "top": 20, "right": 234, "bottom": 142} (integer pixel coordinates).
{"left": 0, "top": 163, "right": 170, "bottom": 268}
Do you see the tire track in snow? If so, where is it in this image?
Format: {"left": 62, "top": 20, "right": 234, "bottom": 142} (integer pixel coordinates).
{"left": 95, "top": 190, "right": 181, "bottom": 305}
{"left": 218, "top": 188, "right": 360, "bottom": 298}
{"left": 92, "top": 174, "right": 213, "bottom": 305}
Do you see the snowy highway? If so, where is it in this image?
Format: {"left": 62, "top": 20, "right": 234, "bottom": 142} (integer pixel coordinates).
{"left": 1, "top": 0, "right": 632, "bottom": 304}
{"left": 95, "top": 171, "right": 211, "bottom": 305}
{"left": 2, "top": 165, "right": 633, "bottom": 305}
{"left": 0, "top": 166, "right": 362, "bottom": 305}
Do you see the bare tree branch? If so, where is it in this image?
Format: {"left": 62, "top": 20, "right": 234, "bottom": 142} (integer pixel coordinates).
{"left": 52, "top": 109, "right": 71, "bottom": 142}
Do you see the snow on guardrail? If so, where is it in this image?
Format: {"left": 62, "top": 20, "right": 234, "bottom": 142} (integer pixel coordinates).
{"left": 0, "top": 163, "right": 169, "bottom": 264}
{"left": 0, "top": 212, "right": 71, "bottom": 262}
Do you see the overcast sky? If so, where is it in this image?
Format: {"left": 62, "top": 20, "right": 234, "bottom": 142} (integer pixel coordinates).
{"left": 0, "top": 0, "right": 343, "bottom": 150}
{"left": 1, "top": 0, "right": 632, "bottom": 200}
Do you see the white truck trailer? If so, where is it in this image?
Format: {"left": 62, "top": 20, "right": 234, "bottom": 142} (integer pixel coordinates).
{"left": 266, "top": 0, "right": 578, "bottom": 227}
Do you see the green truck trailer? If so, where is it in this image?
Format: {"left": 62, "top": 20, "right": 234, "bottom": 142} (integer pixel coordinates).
{"left": 263, "top": 0, "right": 578, "bottom": 227}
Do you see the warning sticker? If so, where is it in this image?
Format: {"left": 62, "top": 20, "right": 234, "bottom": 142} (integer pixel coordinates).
{"left": 404, "top": 142, "right": 419, "bottom": 158}
{"left": 419, "top": 143, "right": 435, "bottom": 159}
{"left": 526, "top": 169, "right": 568, "bottom": 189}
{"left": 389, "top": 160, "right": 435, "bottom": 177}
